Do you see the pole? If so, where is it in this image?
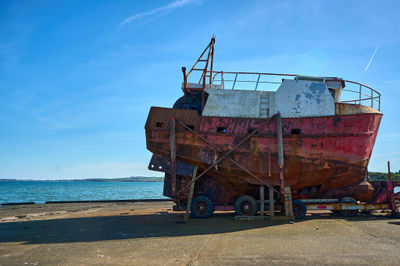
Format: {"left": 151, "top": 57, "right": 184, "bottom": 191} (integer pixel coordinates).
{"left": 259, "top": 186, "right": 265, "bottom": 216}
{"left": 276, "top": 113, "right": 285, "bottom": 195}
{"left": 387, "top": 161, "right": 396, "bottom": 215}
{"left": 269, "top": 187, "right": 274, "bottom": 217}
{"left": 184, "top": 165, "right": 199, "bottom": 221}
{"left": 170, "top": 118, "right": 176, "bottom": 196}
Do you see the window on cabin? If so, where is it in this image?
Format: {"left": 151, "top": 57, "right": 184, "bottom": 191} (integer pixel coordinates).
{"left": 291, "top": 128, "right": 301, "bottom": 135}
{"left": 248, "top": 127, "right": 256, "bottom": 134}
{"left": 185, "top": 125, "right": 195, "bottom": 131}
{"left": 217, "top": 127, "right": 227, "bottom": 133}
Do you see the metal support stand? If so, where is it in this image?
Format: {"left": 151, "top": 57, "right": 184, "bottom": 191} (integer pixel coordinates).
{"left": 269, "top": 113, "right": 294, "bottom": 221}
{"left": 170, "top": 118, "right": 176, "bottom": 196}
{"left": 184, "top": 165, "right": 199, "bottom": 221}
{"left": 387, "top": 161, "right": 397, "bottom": 216}
{"left": 259, "top": 186, "right": 265, "bottom": 216}
{"left": 275, "top": 113, "right": 285, "bottom": 195}
{"left": 269, "top": 186, "right": 294, "bottom": 221}
{"left": 269, "top": 187, "right": 274, "bottom": 217}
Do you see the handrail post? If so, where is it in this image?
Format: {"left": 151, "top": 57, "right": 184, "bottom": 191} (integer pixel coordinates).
{"left": 371, "top": 89, "right": 373, "bottom": 108}
{"left": 379, "top": 94, "right": 381, "bottom": 111}
{"left": 232, "top": 73, "right": 238, "bottom": 90}
{"left": 221, "top": 71, "right": 225, "bottom": 90}
{"left": 359, "top": 84, "right": 362, "bottom": 105}
{"left": 255, "top": 74, "right": 261, "bottom": 90}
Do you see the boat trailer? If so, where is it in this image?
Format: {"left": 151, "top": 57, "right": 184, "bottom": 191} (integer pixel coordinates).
{"left": 169, "top": 159, "right": 400, "bottom": 221}
{"left": 165, "top": 115, "right": 399, "bottom": 220}
{"left": 161, "top": 106, "right": 398, "bottom": 220}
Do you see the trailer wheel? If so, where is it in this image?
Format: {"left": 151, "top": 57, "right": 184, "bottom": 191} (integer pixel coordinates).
{"left": 394, "top": 203, "right": 400, "bottom": 218}
{"left": 339, "top": 197, "right": 358, "bottom": 217}
{"left": 190, "top": 196, "right": 214, "bottom": 218}
{"left": 234, "top": 195, "right": 258, "bottom": 216}
{"left": 292, "top": 199, "right": 307, "bottom": 220}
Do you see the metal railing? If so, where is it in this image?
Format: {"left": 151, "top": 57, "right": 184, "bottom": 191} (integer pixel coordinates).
{"left": 192, "top": 71, "right": 382, "bottom": 111}
{"left": 341, "top": 80, "right": 381, "bottom": 111}
{"left": 211, "top": 71, "right": 296, "bottom": 91}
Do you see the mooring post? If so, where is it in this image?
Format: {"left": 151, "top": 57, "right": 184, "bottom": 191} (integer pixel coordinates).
{"left": 269, "top": 187, "right": 274, "bottom": 217}
{"left": 184, "top": 165, "right": 199, "bottom": 221}
{"left": 259, "top": 186, "right": 265, "bottom": 216}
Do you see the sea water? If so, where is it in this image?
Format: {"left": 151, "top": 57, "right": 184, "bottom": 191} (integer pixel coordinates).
{"left": 0, "top": 181, "right": 398, "bottom": 205}
{"left": 0, "top": 181, "right": 167, "bottom": 205}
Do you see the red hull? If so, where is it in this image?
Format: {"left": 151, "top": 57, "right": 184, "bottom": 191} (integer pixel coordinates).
{"left": 145, "top": 107, "right": 382, "bottom": 201}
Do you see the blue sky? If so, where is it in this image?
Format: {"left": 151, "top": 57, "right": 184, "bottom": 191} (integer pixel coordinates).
{"left": 0, "top": 0, "right": 399, "bottom": 179}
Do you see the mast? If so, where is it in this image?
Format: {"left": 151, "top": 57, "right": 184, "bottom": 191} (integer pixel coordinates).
{"left": 181, "top": 37, "right": 215, "bottom": 111}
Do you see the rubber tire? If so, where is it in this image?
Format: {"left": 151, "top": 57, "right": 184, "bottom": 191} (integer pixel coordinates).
{"left": 292, "top": 199, "right": 307, "bottom": 220}
{"left": 234, "top": 195, "right": 259, "bottom": 216}
{"left": 190, "top": 196, "right": 214, "bottom": 218}
{"left": 393, "top": 204, "right": 400, "bottom": 218}
{"left": 339, "top": 197, "right": 358, "bottom": 217}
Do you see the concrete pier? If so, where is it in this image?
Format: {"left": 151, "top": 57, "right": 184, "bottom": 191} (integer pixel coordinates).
{"left": 1, "top": 201, "right": 400, "bottom": 265}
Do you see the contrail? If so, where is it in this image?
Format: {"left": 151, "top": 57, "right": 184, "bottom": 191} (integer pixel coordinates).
{"left": 364, "top": 44, "right": 379, "bottom": 72}
{"left": 120, "top": 0, "right": 197, "bottom": 26}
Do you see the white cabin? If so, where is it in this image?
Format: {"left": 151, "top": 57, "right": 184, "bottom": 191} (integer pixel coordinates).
{"left": 200, "top": 77, "right": 344, "bottom": 118}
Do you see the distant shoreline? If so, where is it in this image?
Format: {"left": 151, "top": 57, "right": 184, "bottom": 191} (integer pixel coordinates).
{"left": 1, "top": 172, "right": 399, "bottom": 182}
{"left": 0, "top": 176, "right": 164, "bottom": 182}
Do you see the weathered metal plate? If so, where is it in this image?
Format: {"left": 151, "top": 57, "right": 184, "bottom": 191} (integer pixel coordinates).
{"left": 148, "top": 154, "right": 194, "bottom": 177}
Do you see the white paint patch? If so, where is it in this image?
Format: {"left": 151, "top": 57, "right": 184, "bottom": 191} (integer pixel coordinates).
{"left": 202, "top": 79, "right": 335, "bottom": 118}
{"left": 273, "top": 79, "right": 335, "bottom": 118}
{"left": 202, "top": 89, "right": 261, "bottom": 118}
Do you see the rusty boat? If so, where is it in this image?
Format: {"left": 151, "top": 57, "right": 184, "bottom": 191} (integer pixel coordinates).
{"left": 145, "top": 38, "right": 383, "bottom": 218}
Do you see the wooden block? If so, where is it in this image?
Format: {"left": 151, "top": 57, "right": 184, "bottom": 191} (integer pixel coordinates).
{"left": 269, "top": 216, "right": 295, "bottom": 221}
{"left": 235, "top": 216, "right": 268, "bottom": 221}
{"left": 284, "top": 186, "right": 294, "bottom": 217}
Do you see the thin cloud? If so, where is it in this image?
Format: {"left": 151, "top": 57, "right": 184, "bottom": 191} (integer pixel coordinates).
{"left": 364, "top": 44, "right": 380, "bottom": 72}
{"left": 120, "top": 0, "right": 197, "bottom": 26}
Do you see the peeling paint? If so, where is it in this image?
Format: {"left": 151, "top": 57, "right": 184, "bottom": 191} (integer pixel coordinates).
{"left": 274, "top": 80, "right": 335, "bottom": 118}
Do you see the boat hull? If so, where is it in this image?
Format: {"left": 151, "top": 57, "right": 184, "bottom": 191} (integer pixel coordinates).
{"left": 145, "top": 107, "right": 382, "bottom": 202}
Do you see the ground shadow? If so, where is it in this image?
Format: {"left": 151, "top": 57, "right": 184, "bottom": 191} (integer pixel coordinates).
{"left": 0, "top": 211, "right": 397, "bottom": 245}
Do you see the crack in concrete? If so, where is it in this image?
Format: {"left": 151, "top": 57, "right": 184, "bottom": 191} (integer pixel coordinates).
{"left": 187, "top": 233, "right": 213, "bottom": 266}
